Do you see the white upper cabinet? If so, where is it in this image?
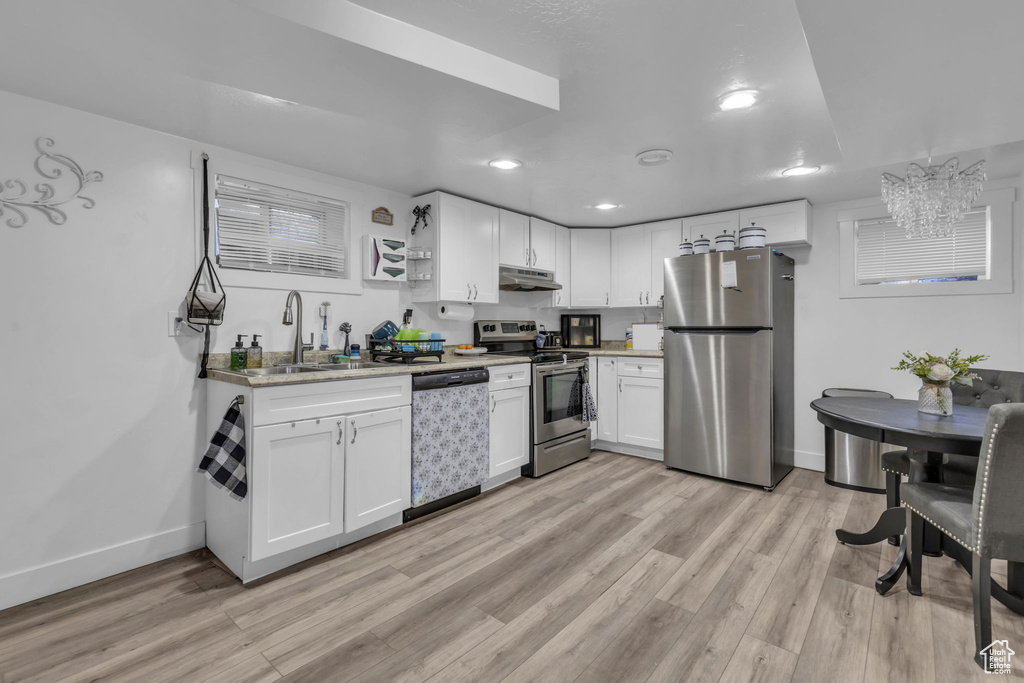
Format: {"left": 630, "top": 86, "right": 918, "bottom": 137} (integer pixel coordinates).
{"left": 682, "top": 210, "right": 739, "bottom": 244}
{"left": 647, "top": 219, "right": 682, "bottom": 304}
{"left": 610, "top": 225, "right": 649, "bottom": 308}
{"left": 738, "top": 199, "right": 812, "bottom": 247}
{"left": 412, "top": 192, "right": 499, "bottom": 303}
{"left": 499, "top": 209, "right": 530, "bottom": 268}
{"left": 550, "top": 223, "right": 571, "bottom": 308}
{"left": 570, "top": 229, "right": 611, "bottom": 307}
{"left": 529, "top": 217, "right": 558, "bottom": 272}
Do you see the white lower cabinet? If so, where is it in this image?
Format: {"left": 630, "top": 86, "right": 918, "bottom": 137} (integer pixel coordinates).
{"left": 617, "top": 376, "right": 664, "bottom": 449}
{"left": 488, "top": 385, "right": 530, "bottom": 477}
{"left": 588, "top": 357, "right": 598, "bottom": 441}
{"left": 344, "top": 406, "right": 412, "bottom": 533}
{"left": 591, "top": 356, "right": 664, "bottom": 458}
{"left": 250, "top": 417, "right": 346, "bottom": 562}
{"left": 596, "top": 357, "right": 619, "bottom": 442}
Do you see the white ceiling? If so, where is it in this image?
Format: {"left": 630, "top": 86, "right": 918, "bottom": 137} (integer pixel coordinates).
{"left": 1, "top": 0, "right": 1022, "bottom": 227}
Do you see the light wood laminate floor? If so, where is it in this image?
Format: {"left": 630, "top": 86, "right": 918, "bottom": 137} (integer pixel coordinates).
{"left": 2, "top": 452, "right": 1022, "bottom": 682}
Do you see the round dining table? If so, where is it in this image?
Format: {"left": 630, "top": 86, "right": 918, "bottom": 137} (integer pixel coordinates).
{"left": 809, "top": 397, "right": 1007, "bottom": 595}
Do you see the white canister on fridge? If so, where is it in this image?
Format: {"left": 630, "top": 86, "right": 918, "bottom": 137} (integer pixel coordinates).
{"left": 714, "top": 230, "right": 736, "bottom": 252}
{"left": 738, "top": 222, "right": 767, "bottom": 249}
{"left": 693, "top": 235, "right": 711, "bottom": 255}
{"left": 679, "top": 241, "right": 694, "bottom": 256}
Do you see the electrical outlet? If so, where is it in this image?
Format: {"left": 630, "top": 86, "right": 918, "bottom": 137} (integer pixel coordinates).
{"left": 168, "top": 311, "right": 183, "bottom": 337}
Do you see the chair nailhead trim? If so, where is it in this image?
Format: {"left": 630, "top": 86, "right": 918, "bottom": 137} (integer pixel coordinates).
{"left": 902, "top": 502, "right": 975, "bottom": 552}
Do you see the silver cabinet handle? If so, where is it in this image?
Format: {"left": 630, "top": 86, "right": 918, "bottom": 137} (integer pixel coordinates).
{"left": 491, "top": 395, "right": 496, "bottom": 413}
{"left": 605, "top": 292, "right": 609, "bottom": 305}
{"left": 532, "top": 248, "right": 537, "bottom": 265}
{"left": 638, "top": 364, "right": 643, "bottom": 370}
{"left": 336, "top": 421, "right": 343, "bottom": 445}
{"left": 526, "top": 247, "right": 531, "bottom": 265}
{"left": 350, "top": 420, "right": 357, "bottom": 444}
{"left": 507, "top": 373, "right": 513, "bottom": 380}
{"left": 467, "top": 283, "right": 472, "bottom": 300}
{"left": 619, "top": 378, "right": 623, "bottom": 392}
{"left": 557, "top": 292, "right": 561, "bottom": 305}
{"left": 646, "top": 291, "right": 650, "bottom": 304}
{"left": 473, "top": 284, "right": 479, "bottom": 300}
{"left": 639, "top": 291, "right": 643, "bottom": 305}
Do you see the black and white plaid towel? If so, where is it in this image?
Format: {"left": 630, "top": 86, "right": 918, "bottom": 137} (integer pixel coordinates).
{"left": 567, "top": 368, "right": 598, "bottom": 423}
{"left": 198, "top": 399, "right": 247, "bottom": 500}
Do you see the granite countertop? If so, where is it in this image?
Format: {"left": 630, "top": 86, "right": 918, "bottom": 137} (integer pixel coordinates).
{"left": 207, "top": 353, "right": 532, "bottom": 388}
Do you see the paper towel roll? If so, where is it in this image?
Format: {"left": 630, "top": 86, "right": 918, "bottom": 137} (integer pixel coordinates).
{"left": 437, "top": 303, "right": 475, "bottom": 321}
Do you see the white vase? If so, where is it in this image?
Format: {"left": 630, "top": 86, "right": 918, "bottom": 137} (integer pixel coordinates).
{"left": 919, "top": 381, "right": 953, "bottom": 416}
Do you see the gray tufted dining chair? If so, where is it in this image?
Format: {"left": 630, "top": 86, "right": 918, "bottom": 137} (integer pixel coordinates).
{"left": 902, "top": 403, "right": 1024, "bottom": 670}
{"left": 880, "top": 369, "right": 1024, "bottom": 531}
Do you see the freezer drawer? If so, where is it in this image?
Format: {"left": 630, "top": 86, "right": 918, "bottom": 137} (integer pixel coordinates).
{"left": 663, "top": 250, "right": 775, "bottom": 328}
{"left": 664, "top": 329, "right": 774, "bottom": 487}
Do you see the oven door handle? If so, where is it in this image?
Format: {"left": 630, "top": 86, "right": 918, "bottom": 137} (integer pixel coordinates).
{"left": 534, "top": 361, "right": 587, "bottom": 376}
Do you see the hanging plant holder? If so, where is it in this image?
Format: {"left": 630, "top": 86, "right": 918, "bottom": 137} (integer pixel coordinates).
{"left": 190, "top": 153, "right": 225, "bottom": 378}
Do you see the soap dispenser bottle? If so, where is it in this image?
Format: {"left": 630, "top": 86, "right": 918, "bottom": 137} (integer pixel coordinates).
{"left": 231, "top": 335, "right": 248, "bottom": 370}
{"left": 247, "top": 334, "right": 263, "bottom": 368}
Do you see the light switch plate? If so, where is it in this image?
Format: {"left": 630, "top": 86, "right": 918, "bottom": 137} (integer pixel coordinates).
{"left": 168, "top": 311, "right": 183, "bottom": 337}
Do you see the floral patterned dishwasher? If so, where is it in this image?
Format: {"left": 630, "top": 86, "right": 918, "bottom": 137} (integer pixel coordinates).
{"left": 405, "top": 368, "right": 490, "bottom": 520}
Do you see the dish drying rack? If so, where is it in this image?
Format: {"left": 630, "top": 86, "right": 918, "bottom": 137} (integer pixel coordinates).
{"left": 366, "top": 337, "right": 446, "bottom": 364}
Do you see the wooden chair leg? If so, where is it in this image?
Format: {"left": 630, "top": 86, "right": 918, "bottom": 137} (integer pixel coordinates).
{"left": 886, "top": 471, "right": 901, "bottom": 546}
{"left": 907, "top": 509, "right": 924, "bottom": 596}
{"left": 973, "top": 554, "right": 992, "bottom": 670}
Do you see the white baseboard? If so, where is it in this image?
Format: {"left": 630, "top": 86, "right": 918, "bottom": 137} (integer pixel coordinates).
{"left": 0, "top": 522, "right": 206, "bottom": 611}
{"left": 483, "top": 468, "right": 521, "bottom": 492}
{"left": 794, "top": 449, "right": 825, "bottom": 472}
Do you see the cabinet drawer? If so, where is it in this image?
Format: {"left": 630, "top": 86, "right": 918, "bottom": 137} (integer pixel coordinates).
{"left": 252, "top": 375, "right": 412, "bottom": 426}
{"left": 616, "top": 358, "right": 664, "bottom": 378}
{"left": 488, "top": 364, "right": 531, "bottom": 390}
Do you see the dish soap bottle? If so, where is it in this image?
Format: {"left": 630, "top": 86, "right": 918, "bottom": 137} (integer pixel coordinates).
{"left": 247, "top": 334, "right": 263, "bottom": 368}
{"left": 231, "top": 335, "right": 248, "bottom": 370}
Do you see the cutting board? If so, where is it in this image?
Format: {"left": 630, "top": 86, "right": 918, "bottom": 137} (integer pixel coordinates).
{"left": 632, "top": 322, "right": 663, "bottom": 351}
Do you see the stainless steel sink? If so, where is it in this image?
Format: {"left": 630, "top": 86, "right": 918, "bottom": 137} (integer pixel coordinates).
{"left": 229, "top": 365, "right": 325, "bottom": 375}
{"left": 313, "top": 362, "right": 378, "bottom": 370}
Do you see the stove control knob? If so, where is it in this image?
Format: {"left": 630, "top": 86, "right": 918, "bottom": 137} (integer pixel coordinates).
{"left": 519, "top": 324, "right": 527, "bottom": 331}
{"left": 529, "top": 324, "right": 536, "bottom": 331}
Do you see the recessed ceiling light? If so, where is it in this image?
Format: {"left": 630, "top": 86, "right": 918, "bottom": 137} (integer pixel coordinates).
{"left": 636, "top": 149, "right": 674, "bottom": 166}
{"left": 488, "top": 159, "right": 521, "bottom": 170}
{"left": 717, "top": 89, "right": 760, "bottom": 111}
{"left": 594, "top": 203, "right": 620, "bottom": 210}
{"left": 781, "top": 165, "right": 820, "bottom": 177}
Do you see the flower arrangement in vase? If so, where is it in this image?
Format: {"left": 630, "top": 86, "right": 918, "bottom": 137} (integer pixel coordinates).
{"left": 893, "top": 349, "right": 988, "bottom": 416}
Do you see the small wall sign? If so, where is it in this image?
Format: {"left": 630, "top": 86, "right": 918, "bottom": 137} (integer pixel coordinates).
{"left": 371, "top": 206, "right": 394, "bottom": 226}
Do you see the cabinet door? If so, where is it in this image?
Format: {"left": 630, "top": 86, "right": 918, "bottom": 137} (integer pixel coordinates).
{"left": 550, "top": 224, "right": 571, "bottom": 307}
{"left": 469, "top": 201, "right": 500, "bottom": 303}
{"left": 344, "top": 406, "right": 412, "bottom": 533}
{"left": 488, "top": 386, "right": 530, "bottom": 477}
{"left": 618, "top": 376, "right": 664, "bottom": 450}
{"left": 250, "top": 418, "right": 345, "bottom": 561}
{"left": 682, "top": 210, "right": 739, "bottom": 243}
{"left": 570, "top": 229, "right": 611, "bottom": 307}
{"left": 529, "top": 217, "right": 558, "bottom": 272}
{"left": 436, "top": 194, "right": 472, "bottom": 301}
{"left": 738, "top": 200, "right": 811, "bottom": 247}
{"left": 646, "top": 219, "right": 682, "bottom": 305}
{"left": 499, "top": 209, "right": 530, "bottom": 268}
{"left": 596, "top": 357, "right": 618, "bottom": 442}
{"left": 610, "top": 225, "right": 649, "bottom": 308}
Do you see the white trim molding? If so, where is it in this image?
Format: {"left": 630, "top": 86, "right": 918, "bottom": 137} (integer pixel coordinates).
{"left": 0, "top": 522, "right": 205, "bottom": 611}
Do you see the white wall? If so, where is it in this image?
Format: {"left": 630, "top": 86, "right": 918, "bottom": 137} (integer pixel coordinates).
{"left": 791, "top": 179, "right": 1024, "bottom": 470}
{"left": 0, "top": 90, "right": 413, "bottom": 609}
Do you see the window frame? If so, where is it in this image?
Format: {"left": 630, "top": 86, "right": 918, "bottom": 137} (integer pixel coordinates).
{"left": 837, "top": 186, "right": 1014, "bottom": 299}
{"left": 193, "top": 152, "right": 363, "bottom": 296}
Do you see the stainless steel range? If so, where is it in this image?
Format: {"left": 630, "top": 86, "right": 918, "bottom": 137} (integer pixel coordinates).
{"left": 475, "top": 320, "right": 591, "bottom": 477}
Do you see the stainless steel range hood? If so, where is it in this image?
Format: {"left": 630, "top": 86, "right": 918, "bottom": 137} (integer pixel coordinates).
{"left": 499, "top": 265, "right": 563, "bottom": 291}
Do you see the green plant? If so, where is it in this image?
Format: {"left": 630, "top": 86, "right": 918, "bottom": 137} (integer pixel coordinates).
{"left": 893, "top": 349, "right": 988, "bottom": 385}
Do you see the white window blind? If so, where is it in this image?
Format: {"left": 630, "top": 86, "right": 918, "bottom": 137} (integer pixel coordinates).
{"left": 214, "top": 174, "right": 349, "bottom": 278}
{"left": 854, "top": 208, "right": 989, "bottom": 285}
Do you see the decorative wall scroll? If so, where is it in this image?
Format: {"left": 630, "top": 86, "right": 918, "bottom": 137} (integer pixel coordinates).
{"left": 0, "top": 137, "right": 103, "bottom": 228}
{"left": 371, "top": 206, "right": 394, "bottom": 226}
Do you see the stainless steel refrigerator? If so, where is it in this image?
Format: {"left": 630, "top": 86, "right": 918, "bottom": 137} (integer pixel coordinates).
{"left": 662, "top": 247, "right": 794, "bottom": 489}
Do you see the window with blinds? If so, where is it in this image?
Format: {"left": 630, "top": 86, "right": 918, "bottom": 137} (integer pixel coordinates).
{"left": 854, "top": 208, "right": 989, "bottom": 286}
{"left": 214, "top": 174, "right": 349, "bottom": 279}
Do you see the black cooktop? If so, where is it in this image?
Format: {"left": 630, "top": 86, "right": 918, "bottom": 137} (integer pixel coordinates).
{"left": 488, "top": 348, "right": 589, "bottom": 364}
